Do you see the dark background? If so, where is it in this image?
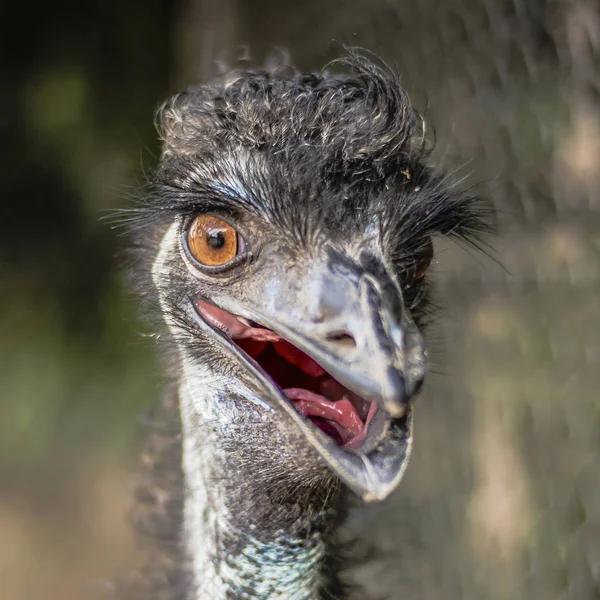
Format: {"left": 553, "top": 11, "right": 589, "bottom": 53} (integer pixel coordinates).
{"left": 1, "top": 1, "right": 599, "bottom": 599}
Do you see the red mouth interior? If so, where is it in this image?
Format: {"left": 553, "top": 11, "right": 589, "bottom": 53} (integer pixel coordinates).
{"left": 197, "top": 301, "right": 377, "bottom": 448}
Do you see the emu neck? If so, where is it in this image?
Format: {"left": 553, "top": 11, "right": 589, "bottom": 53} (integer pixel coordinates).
{"left": 178, "top": 362, "right": 345, "bottom": 600}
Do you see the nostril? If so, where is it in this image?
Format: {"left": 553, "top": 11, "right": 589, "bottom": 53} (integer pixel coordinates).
{"left": 325, "top": 332, "right": 357, "bottom": 350}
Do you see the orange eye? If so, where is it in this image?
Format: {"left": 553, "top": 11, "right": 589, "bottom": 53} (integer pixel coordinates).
{"left": 187, "top": 215, "right": 240, "bottom": 267}
{"left": 414, "top": 239, "right": 433, "bottom": 281}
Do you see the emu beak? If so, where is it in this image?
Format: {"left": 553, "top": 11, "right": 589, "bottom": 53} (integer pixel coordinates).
{"left": 194, "top": 247, "right": 425, "bottom": 501}
{"left": 252, "top": 262, "right": 425, "bottom": 418}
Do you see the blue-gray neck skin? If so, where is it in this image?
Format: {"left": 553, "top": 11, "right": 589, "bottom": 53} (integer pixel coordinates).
{"left": 177, "top": 358, "right": 345, "bottom": 600}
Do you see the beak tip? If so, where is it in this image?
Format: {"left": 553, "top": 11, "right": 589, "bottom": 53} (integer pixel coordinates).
{"left": 362, "top": 490, "right": 386, "bottom": 502}
{"left": 381, "top": 369, "right": 420, "bottom": 417}
{"left": 383, "top": 397, "right": 408, "bottom": 418}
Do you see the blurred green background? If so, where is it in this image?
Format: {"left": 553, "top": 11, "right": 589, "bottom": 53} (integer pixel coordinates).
{"left": 0, "top": 3, "right": 176, "bottom": 597}
{"left": 1, "top": 1, "right": 599, "bottom": 599}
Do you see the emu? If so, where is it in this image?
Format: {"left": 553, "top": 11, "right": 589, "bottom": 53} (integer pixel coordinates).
{"left": 127, "top": 52, "right": 489, "bottom": 600}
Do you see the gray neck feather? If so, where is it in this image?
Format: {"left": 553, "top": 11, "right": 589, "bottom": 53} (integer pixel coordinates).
{"left": 178, "top": 358, "right": 340, "bottom": 600}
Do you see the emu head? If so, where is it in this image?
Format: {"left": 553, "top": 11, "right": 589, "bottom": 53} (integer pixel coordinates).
{"left": 141, "top": 54, "right": 488, "bottom": 502}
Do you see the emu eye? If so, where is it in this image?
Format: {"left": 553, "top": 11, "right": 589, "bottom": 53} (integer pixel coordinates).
{"left": 187, "top": 215, "right": 242, "bottom": 267}
{"left": 413, "top": 239, "right": 434, "bottom": 281}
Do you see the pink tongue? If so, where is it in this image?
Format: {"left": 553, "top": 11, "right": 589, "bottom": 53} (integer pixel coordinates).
{"left": 284, "top": 388, "right": 377, "bottom": 448}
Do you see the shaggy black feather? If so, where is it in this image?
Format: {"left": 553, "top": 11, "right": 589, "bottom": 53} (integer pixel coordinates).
{"left": 121, "top": 48, "right": 494, "bottom": 600}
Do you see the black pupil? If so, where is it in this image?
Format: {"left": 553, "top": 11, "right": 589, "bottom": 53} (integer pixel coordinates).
{"left": 207, "top": 229, "right": 226, "bottom": 250}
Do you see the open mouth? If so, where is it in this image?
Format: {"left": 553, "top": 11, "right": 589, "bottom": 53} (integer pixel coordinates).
{"left": 196, "top": 300, "right": 380, "bottom": 450}
{"left": 190, "top": 297, "right": 414, "bottom": 501}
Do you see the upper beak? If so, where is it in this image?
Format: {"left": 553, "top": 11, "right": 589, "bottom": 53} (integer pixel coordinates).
{"left": 248, "top": 247, "right": 427, "bottom": 418}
